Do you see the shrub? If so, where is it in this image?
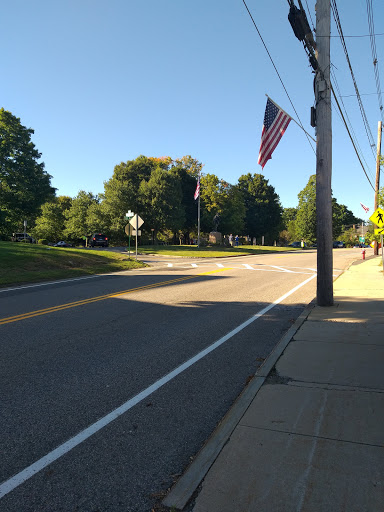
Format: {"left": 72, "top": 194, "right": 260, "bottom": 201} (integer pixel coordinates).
{"left": 38, "top": 239, "right": 48, "bottom": 245}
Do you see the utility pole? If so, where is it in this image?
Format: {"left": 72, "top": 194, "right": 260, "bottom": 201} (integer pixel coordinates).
{"left": 374, "top": 121, "right": 382, "bottom": 256}
{"left": 315, "top": 0, "right": 333, "bottom": 306}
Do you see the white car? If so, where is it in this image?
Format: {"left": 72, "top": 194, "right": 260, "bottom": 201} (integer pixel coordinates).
{"left": 54, "top": 241, "right": 73, "bottom": 247}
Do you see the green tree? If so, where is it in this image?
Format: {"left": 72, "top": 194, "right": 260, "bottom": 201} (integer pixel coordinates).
{"left": 0, "top": 108, "right": 55, "bottom": 234}
{"left": 169, "top": 162, "right": 200, "bottom": 241}
{"left": 237, "top": 173, "right": 282, "bottom": 242}
{"left": 282, "top": 207, "right": 297, "bottom": 229}
{"left": 102, "top": 156, "right": 157, "bottom": 239}
{"left": 32, "top": 195, "right": 72, "bottom": 242}
{"left": 64, "top": 191, "right": 99, "bottom": 240}
{"left": 295, "top": 175, "right": 317, "bottom": 242}
{"left": 139, "top": 167, "right": 185, "bottom": 235}
{"left": 332, "top": 201, "right": 360, "bottom": 238}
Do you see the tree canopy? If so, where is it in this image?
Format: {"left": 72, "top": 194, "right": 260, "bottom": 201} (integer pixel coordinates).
{"left": 0, "top": 108, "right": 55, "bottom": 234}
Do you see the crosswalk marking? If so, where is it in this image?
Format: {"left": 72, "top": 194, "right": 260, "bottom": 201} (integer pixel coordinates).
{"left": 269, "top": 265, "right": 294, "bottom": 273}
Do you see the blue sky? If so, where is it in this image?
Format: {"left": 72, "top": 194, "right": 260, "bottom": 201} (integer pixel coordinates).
{"left": 2, "top": 0, "right": 383, "bottom": 221}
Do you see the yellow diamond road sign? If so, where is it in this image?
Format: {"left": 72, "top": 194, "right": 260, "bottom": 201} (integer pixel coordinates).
{"left": 374, "top": 227, "right": 384, "bottom": 235}
{"left": 369, "top": 207, "right": 384, "bottom": 228}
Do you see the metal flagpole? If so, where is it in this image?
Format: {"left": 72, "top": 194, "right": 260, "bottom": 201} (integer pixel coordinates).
{"left": 197, "top": 175, "right": 201, "bottom": 247}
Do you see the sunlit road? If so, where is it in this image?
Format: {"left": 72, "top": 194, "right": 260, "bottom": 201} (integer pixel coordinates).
{"left": 0, "top": 249, "right": 366, "bottom": 511}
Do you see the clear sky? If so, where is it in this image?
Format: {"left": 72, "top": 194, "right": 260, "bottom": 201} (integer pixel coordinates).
{"left": 2, "top": 0, "right": 383, "bottom": 221}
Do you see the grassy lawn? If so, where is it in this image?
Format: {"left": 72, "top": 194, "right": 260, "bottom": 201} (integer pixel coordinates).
{"left": 138, "top": 244, "right": 298, "bottom": 258}
{"left": 0, "top": 242, "right": 146, "bottom": 287}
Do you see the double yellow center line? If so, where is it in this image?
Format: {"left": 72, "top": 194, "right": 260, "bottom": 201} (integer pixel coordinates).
{"left": 0, "top": 268, "right": 231, "bottom": 326}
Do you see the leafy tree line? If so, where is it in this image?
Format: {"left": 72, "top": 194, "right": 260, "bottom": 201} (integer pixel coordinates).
{"left": 279, "top": 174, "right": 365, "bottom": 245}
{"left": 1, "top": 110, "right": 285, "bottom": 244}
{"left": 33, "top": 156, "right": 284, "bottom": 244}
{"left": 3, "top": 109, "right": 380, "bottom": 246}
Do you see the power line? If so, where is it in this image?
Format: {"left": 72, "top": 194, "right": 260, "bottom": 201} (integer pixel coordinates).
{"left": 340, "top": 91, "right": 384, "bottom": 98}
{"left": 241, "top": 0, "right": 316, "bottom": 155}
{"left": 331, "top": 68, "right": 375, "bottom": 182}
{"left": 331, "top": 83, "right": 375, "bottom": 191}
{"left": 331, "top": 0, "right": 377, "bottom": 159}
{"left": 366, "top": 0, "right": 384, "bottom": 123}
{"left": 286, "top": 0, "right": 377, "bottom": 190}
{"left": 317, "top": 32, "right": 384, "bottom": 38}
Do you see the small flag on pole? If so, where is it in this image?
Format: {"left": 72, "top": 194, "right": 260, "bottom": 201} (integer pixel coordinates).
{"left": 258, "top": 98, "right": 291, "bottom": 169}
{"left": 194, "top": 177, "right": 200, "bottom": 200}
{"left": 360, "top": 203, "right": 369, "bottom": 213}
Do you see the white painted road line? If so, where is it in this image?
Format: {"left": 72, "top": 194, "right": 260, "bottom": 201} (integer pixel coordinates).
{"left": 242, "top": 264, "right": 255, "bottom": 270}
{"left": 0, "top": 274, "right": 316, "bottom": 500}
{"left": 269, "top": 265, "right": 294, "bottom": 273}
{"left": 167, "top": 263, "right": 173, "bottom": 267}
{"left": 216, "top": 263, "right": 224, "bottom": 268}
{"left": 191, "top": 263, "right": 198, "bottom": 267}
{"left": 0, "top": 275, "right": 103, "bottom": 294}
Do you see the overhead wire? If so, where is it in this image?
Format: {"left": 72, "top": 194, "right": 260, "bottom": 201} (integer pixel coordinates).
{"left": 298, "top": 0, "right": 377, "bottom": 189}
{"left": 366, "top": 0, "right": 384, "bottom": 123}
{"left": 241, "top": 0, "right": 316, "bottom": 155}
{"left": 331, "top": 69, "right": 375, "bottom": 182}
{"left": 330, "top": 0, "right": 377, "bottom": 159}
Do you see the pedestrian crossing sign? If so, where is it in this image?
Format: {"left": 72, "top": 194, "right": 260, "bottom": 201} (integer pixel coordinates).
{"left": 369, "top": 207, "right": 384, "bottom": 228}
{"left": 374, "top": 227, "right": 384, "bottom": 235}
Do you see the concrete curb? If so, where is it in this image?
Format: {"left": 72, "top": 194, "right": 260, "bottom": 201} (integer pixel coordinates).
{"left": 162, "top": 299, "right": 316, "bottom": 510}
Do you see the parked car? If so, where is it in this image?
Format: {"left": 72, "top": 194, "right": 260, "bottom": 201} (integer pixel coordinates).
{"left": 333, "top": 241, "right": 345, "bottom": 248}
{"left": 54, "top": 241, "right": 73, "bottom": 247}
{"left": 11, "top": 232, "right": 35, "bottom": 243}
{"left": 89, "top": 233, "right": 109, "bottom": 247}
{"left": 288, "top": 241, "right": 307, "bottom": 248}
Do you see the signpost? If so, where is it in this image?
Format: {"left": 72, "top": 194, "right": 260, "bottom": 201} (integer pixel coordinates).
{"left": 125, "top": 210, "right": 134, "bottom": 258}
{"left": 129, "top": 214, "right": 144, "bottom": 260}
{"left": 369, "top": 207, "right": 384, "bottom": 271}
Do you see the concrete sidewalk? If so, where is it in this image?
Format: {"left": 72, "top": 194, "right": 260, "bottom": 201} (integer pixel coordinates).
{"left": 191, "top": 256, "right": 384, "bottom": 512}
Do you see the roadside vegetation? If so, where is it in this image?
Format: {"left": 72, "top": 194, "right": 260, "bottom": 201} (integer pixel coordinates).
{"left": 0, "top": 242, "right": 145, "bottom": 287}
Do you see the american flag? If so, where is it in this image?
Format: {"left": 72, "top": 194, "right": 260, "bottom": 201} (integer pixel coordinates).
{"left": 194, "top": 177, "right": 200, "bottom": 200}
{"left": 258, "top": 98, "right": 291, "bottom": 169}
{"left": 360, "top": 203, "right": 369, "bottom": 213}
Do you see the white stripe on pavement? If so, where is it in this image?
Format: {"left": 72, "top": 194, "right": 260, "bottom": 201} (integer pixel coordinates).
{"left": 269, "top": 265, "right": 294, "bottom": 273}
{"left": 0, "top": 273, "right": 316, "bottom": 500}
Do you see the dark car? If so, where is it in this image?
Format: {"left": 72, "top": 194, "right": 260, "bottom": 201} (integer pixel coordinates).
{"left": 333, "top": 241, "right": 345, "bottom": 248}
{"left": 288, "top": 241, "right": 307, "bottom": 248}
{"left": 11, "top": 232, "right": 35, "bottom": 243}
{"left": 89, "top": 233, "right": 109, "bottom": 247}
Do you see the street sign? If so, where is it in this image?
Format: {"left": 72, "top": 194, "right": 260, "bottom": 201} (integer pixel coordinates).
{"left": 359, "top": 236, "right": 365, "bottom": 243}
{"left": 374, "top": 227, "right": 384, "bottom": 235}
{"left": 125, "top": 210, "right": 134, "bottom": 218}
{"left": 129, "top": 214, "right": 144, "bottom": 229}
{"left": 125, "top": 224, "right": 133, "bottom": 236}
{"left": 369, "top": 207, "right": 384, "bottom": 228}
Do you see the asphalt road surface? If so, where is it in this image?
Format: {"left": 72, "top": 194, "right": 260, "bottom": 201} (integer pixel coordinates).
{"left": 0, "top": 249, "right": 366, "bottom": 511}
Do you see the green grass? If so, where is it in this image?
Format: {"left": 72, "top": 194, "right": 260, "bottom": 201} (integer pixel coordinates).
{"left": 138, "top": 244, "right": 298, "bottom": 258}
{"left": 0, "top": 242, "right": 146, "bottom": 287}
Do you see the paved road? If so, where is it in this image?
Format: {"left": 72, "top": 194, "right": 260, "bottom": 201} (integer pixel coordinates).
{"left": 0, "top": 249, "right": 365, "bottom": 511}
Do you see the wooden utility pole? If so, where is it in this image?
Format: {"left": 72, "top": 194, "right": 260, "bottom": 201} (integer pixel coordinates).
{"left": 374, "top": 121, "right": 382, "bottom": 256}
{"left": 315, "top": 0, "right": 333, "bottom": 306}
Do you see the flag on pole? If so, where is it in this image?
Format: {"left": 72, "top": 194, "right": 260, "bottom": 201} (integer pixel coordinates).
{"left": 360, "top": 203, "right": 369, "bottom": 213}
{"left": 194, "top": 177, "right": 200, "bottom": 200}
{"left": 258, "top": 98, "right": 292, "bottom": 169}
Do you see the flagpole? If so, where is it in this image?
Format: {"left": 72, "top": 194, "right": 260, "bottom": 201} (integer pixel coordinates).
{"left": 266, "top": 94, "right": 316, "bottom": 143}
{"left": 197, "top": 174, "right": 201, "bottom": 247}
